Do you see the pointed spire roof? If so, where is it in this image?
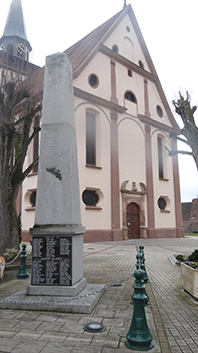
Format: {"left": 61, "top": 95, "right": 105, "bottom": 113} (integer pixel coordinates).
{"left": 3, "top": 0, "right": 27, "bottom": 40}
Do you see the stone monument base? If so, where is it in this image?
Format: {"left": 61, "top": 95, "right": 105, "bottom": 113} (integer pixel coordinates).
{"left": 27, "top": 277, "right": 87, "bottom": 297}
{"left": 0, "top": 283, "right": 105, "bottom": 314}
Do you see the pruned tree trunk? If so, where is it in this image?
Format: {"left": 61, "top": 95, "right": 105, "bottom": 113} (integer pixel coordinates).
{"left": 0, "top": 183, "right": 19, "bottom": 254}
{"left": 170, "top": 92, "right": 198, "bottom": 171}
{"left": 0, "top": 69, "right": 42, "bottom": 255}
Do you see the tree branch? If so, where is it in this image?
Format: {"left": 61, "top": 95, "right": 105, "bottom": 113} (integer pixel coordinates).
{"left": 169, "top": 150, "right": 193, "bottom": 157}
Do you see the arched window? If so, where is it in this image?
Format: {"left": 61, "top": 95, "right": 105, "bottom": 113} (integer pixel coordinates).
{"left": 125, "top": 91, "right": 136, "bottom": 103}
{"left": 86, "top": 111, "right": 96, "bottom": 165}
{"left": 124, "top": 37, "right": 134, "bottom": 61}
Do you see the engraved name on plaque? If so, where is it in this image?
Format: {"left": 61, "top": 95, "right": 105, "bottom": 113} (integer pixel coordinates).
{"left": 31, "top": 236, "right": 72, "bottom": 286}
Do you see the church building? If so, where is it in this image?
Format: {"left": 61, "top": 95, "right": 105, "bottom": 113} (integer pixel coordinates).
{"left": 0, "top": 0, "right": 184, "bottom": 242}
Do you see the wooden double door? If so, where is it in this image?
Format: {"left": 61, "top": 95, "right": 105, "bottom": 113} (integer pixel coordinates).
{"left": 127, "top": 202, "right": 140, "bottom": 239}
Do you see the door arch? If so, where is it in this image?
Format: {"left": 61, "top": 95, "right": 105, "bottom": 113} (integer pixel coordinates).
{"left": 127, "top": 202, "right": 140, "bottom": 239}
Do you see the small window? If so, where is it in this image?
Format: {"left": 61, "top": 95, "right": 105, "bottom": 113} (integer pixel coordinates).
{"left": 88, "top": 74, "right": 99, "bottom": 88}
{"left": 82, "top": 190, "right": 99, "bottom": 206}
{"left": 30, "top": 191, "right": 36, "bottom": 207}
{"left": 128, "top": 69, "right": 132, "bottom": 77}
{"left": 126, "top": 26, "right": 131, "bottom": 33}
{"left": 125, "top": 91, "right": 136, "bottom": 103}
{"left": 139, "top": 60, "right": 144, "bottom": 69}
{"left": 156, "top": 105, "right": 163, "bottom": 118}
{"left": 112, "top": 44, "right": 119, "bottom": 53}
{"left": 158, "top": 197, "right": 166, "bottom": 210}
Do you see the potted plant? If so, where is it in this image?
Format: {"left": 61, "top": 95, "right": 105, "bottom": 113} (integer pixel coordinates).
{"left": 179, "top": 250, "right": 198, "bottom": 299}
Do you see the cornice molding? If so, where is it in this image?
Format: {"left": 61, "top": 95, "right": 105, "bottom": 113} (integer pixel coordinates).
{"left": 139, "top": 114, "right": 180, "bottom": 134}
{"left": 74, "top": 86, "right": 127, "bottom": 114}
{"left": 99, "top": 44, "right": 158, "bottom": 83}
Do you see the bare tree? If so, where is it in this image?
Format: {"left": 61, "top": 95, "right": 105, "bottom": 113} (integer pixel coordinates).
{"left": 0, "top": 70, "right": 41, "bottom": 254}
{"left": 169, "top": 91, "right": 198, "bottom": 170}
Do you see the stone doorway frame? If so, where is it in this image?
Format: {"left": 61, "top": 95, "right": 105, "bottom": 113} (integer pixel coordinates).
{"left": 121, "top": 181, "right": 147, "bottom": 239}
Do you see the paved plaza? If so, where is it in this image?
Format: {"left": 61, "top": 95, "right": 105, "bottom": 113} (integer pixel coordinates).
{"left": 0, "top": 237, "right": 198, "bottom": 353}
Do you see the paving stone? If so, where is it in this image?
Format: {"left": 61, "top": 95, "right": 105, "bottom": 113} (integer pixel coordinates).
{"left": 60, "top": 323, "right": 84, "bottom": 334}
{"left": 0, "top": 319, "right": 19, "bottom": 328}
{"left": 0, "top": 337, "right": 21, "bottom": 352}
{"left": 36, "top": 321, "right": 64, "bottom": 332}
{"left": 12, "top": 319, "right": 43, "bottom": 330}
{"left": 91, "top": 334, "right": 119, "bottom": 348}
{"left": 0, "top": 328, "right": 19, "bottom": 338}
{"left": 13, "top": 329, "right": 43, "bottom": 340}
{"left": 71, "top": 346, "right": 102, "bottom": 353}
{"left": 65, "top": 333, "right": 92, "bottom": 345}
{"left": 4, "top": 340, "right": 47, "bottom": 353}
{"left": 40, "top": 342, "right": 73, "bottom": 353}
{"left": 38, "top": 331, "right": 68, "bottom": 342}
{"left": 102, "top": 318, "right": 125, "bottom": 327}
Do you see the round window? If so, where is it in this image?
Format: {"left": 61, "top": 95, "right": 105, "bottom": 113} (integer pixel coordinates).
{"left": 158, "top": 197, "right": 166, "bottom": 210}
{"left": 126, "top": 26, "right": 131, "bottom": 33}
{"left": 156, "top": 105, "right": 163, "bottom": 118}
{"left": 82, "top": 190, "right": 99, "bottom": 206}
{"left": 112, "top": 44, "right": 119, "bottom": 53}
{"left": 138, "top": 60, "right": 144, "bottom": 69}
{"left": 88, "top": 74, "right": 99, "bottom": 88}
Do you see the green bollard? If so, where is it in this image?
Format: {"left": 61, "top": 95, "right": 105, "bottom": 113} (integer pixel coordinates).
{"left": 139, "top": 245, "right": 149, "bottom": 283}
{"left": 136, "top": 253, "right": 149, "bottom": 306}
{"left": 17, "top": 244, "right": 29, "bottom": 279}
{"left": 125, "top": 269, "right": 153, "bottom": 351}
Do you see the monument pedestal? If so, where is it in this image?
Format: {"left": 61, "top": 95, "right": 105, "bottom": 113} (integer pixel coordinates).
{"left": 28, "top": 225, "right": 86, "bottom": 297}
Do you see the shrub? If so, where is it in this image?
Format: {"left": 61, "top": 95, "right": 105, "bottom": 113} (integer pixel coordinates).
{"left": 176, "top": 254, "right": 185, "bottom": 261}
{"left": 3, "top": 248, "right": 19, "bottom": 262}
{"left": 188, "top": 249, "right": 198, "bottom": 262}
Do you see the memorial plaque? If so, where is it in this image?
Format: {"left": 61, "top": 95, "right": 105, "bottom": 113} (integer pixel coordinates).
{"left": 31, "top": 236, "right": 72, "bottom": 286}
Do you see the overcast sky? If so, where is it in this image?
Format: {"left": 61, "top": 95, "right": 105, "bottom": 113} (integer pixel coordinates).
{"left": 0, "top": 0, "right": 197, "bottom": 202}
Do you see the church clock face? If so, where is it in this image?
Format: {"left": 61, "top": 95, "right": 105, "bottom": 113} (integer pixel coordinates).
{"left": 16, "top": 43, "right": 26, "bottom": 54}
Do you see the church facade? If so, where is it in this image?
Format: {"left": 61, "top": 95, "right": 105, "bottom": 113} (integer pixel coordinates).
{"left": 0, "top": 0, "right": 184, "bottom": 242}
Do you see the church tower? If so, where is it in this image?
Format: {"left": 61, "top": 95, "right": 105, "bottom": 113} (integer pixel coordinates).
{"left": 0, "top": 0, "right": 32, "bottom": 61}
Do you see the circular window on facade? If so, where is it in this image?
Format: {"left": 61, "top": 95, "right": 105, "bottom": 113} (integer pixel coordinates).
{"left": 30, "top": 191, "right": 36, "bottom": 207}
{"left": 156, "top": 105, "right": 163, "bottom": 118}
{"left": 158, "top": 197, "right": 166, "bottom": 210}
{"left": 88, "top": 74, "right": 99, "bottom": 88}
{"left": 126, "top": 26, "right": 131, "bottom": 33}
{"left": 82, "top": 190, "right": 99, "bottom": 206}
{"left": 112, "top": 44, "right": 119, "bottom": 53}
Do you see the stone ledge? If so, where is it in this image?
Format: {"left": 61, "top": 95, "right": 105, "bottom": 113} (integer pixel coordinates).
{"left": 0, "top": 283, "right": 105, "bottom": 314}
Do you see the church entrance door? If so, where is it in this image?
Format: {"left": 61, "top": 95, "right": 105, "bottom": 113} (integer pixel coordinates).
{"left": 127, "top": 202, "right": 140, "bottom": 239}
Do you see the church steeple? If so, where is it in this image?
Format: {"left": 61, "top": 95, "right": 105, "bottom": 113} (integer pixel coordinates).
{"left": 0, "top": 0, "right": 32, "bottom": 61}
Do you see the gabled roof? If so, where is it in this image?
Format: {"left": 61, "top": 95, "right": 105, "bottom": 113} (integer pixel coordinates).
{"left": 65, "top": 8, "right": 124, "bottom": 73}
{"left": 65, "top": 4, "right": 156, "bottom": 77}
{"left": 2, "top": 0, "right": 31, "bottom": 50}
{"left": 29, "top": 4, "right": 179, "bottom": 131}
{"left": 64, "top": 4, "right": 178, "bottom": 130}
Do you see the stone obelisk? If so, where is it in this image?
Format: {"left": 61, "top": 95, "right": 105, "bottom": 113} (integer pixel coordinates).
{"left": 28, "top": 52, "right": 86, "bottom": 297}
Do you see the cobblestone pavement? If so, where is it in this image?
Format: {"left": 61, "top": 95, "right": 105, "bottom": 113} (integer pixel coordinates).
{"left": 0, "top": 237, "right": 198, "bottom": 352}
